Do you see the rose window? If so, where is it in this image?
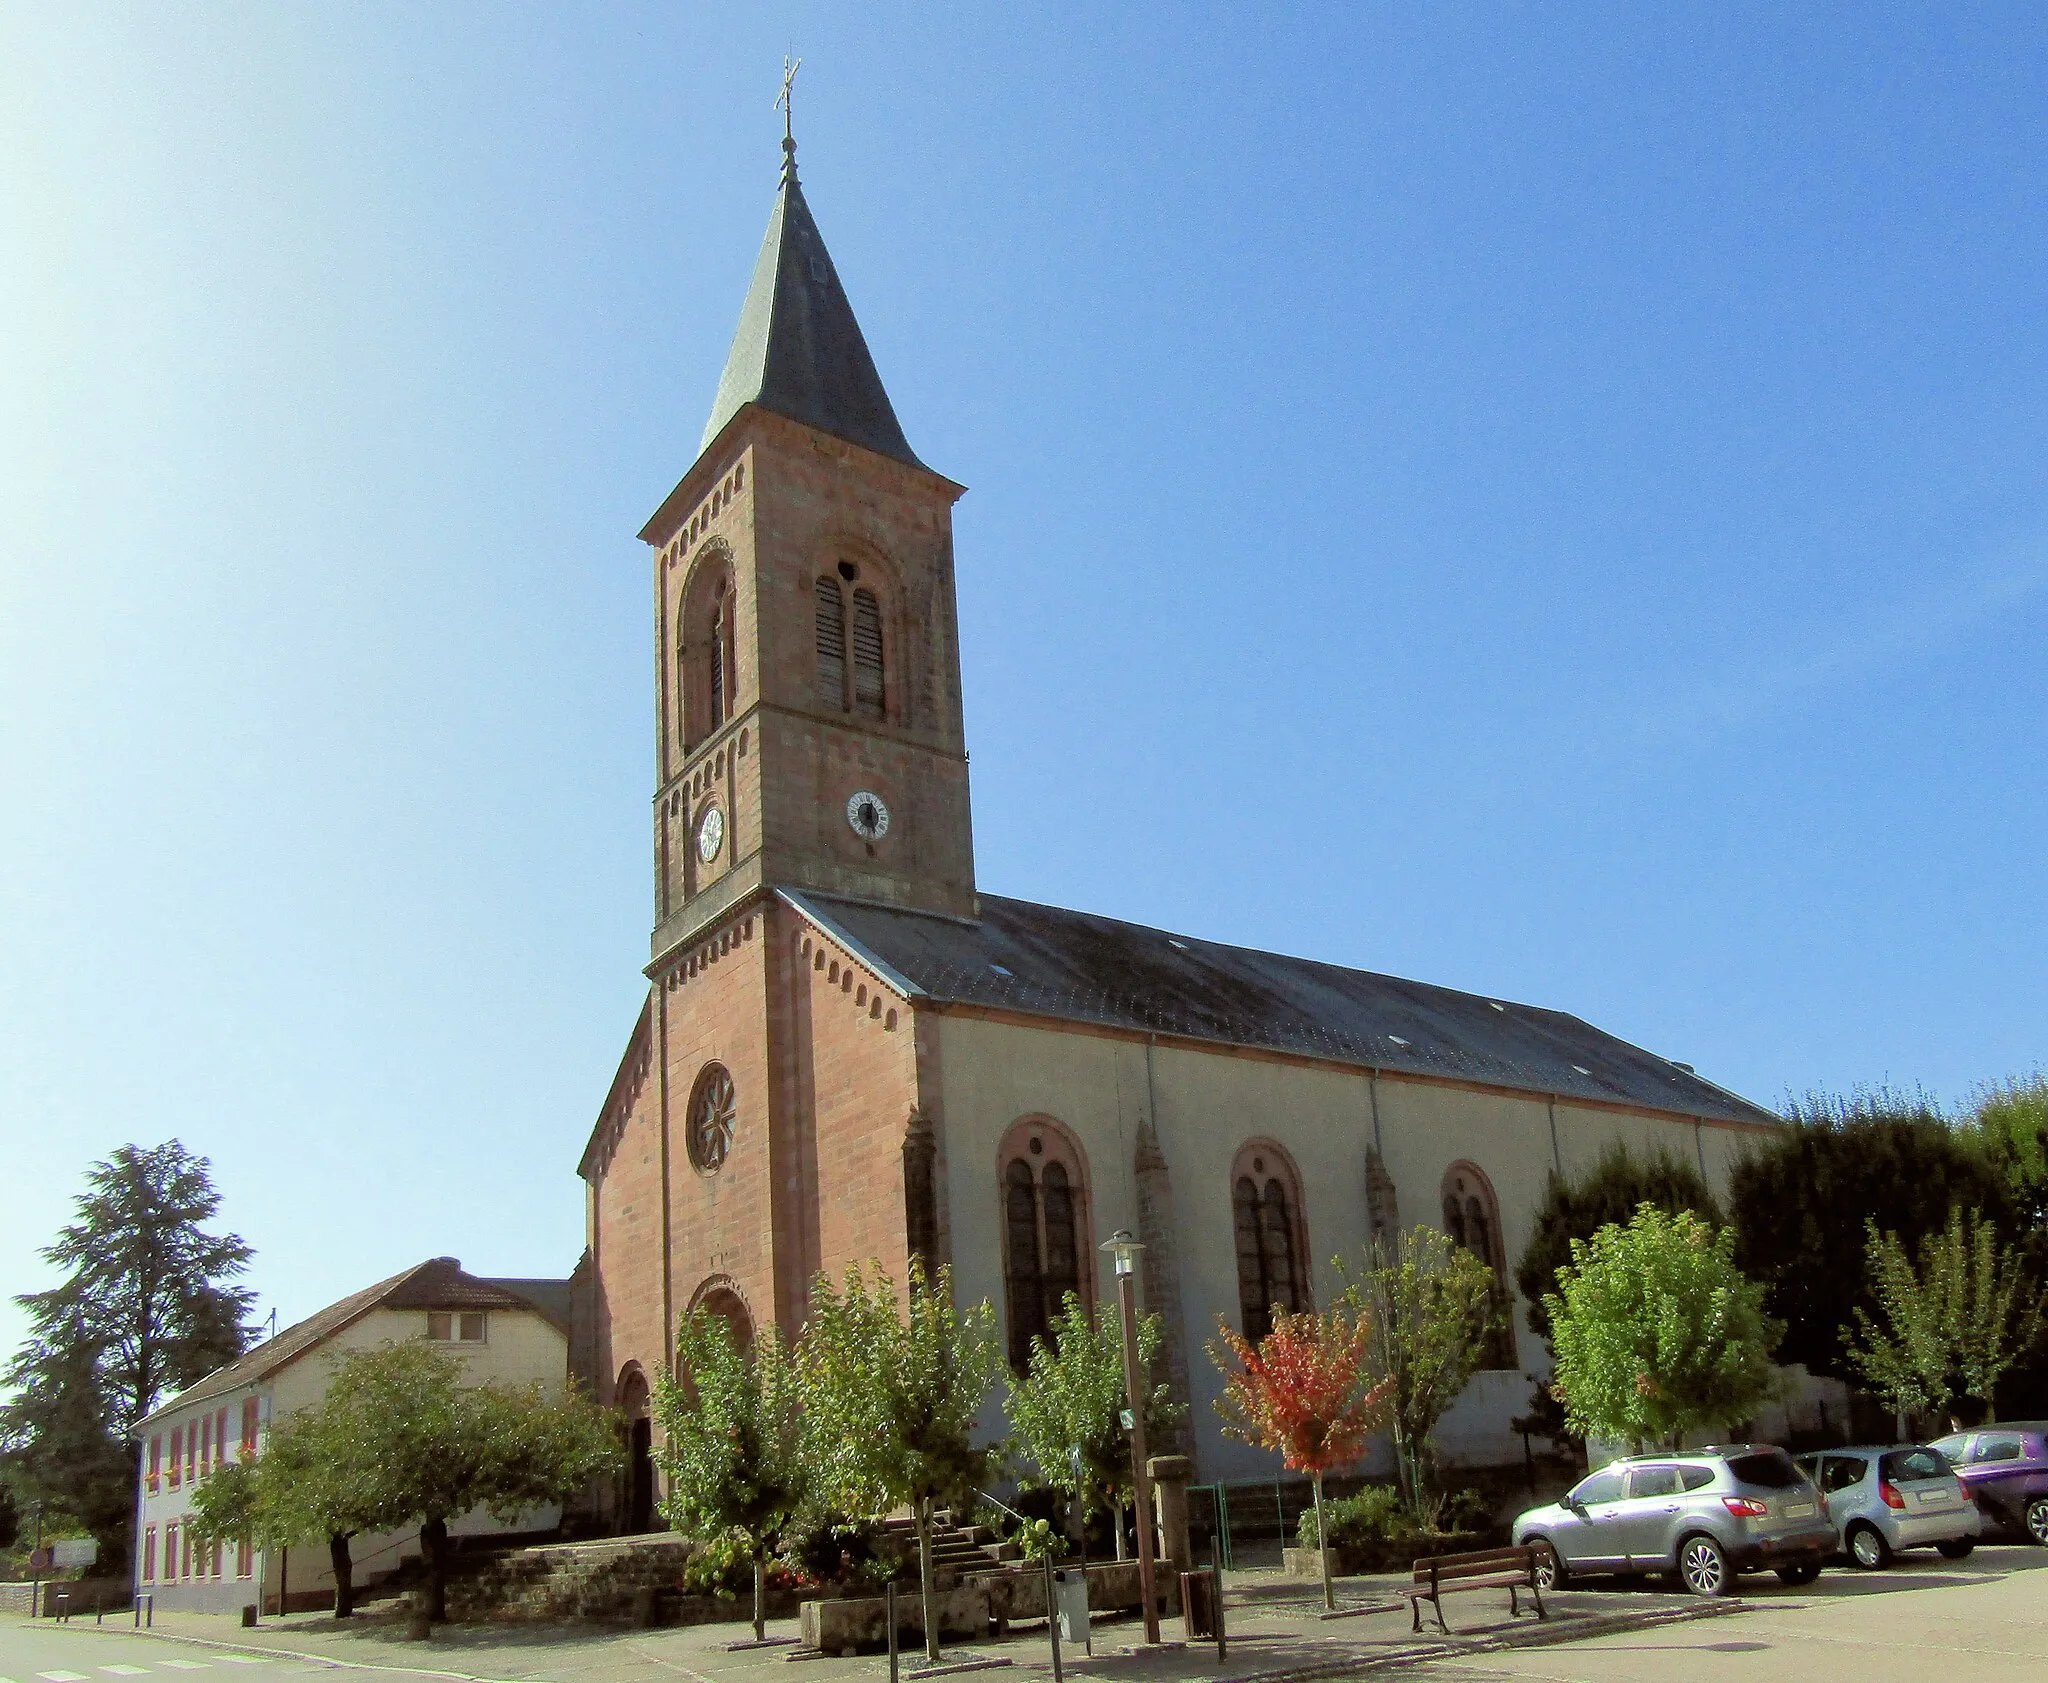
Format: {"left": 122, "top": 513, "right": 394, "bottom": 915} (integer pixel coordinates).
{"left": 689, "top": 1065, "right": 736, "bottom": 1173}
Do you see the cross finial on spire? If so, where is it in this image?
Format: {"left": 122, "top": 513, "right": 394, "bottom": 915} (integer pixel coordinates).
{"left": 777, "top": 55, "right": 802, "bottom": 183}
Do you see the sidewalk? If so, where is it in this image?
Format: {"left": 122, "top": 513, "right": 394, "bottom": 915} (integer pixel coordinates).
{"left": 59, "top": 1568, "right": 1741, "bottom": 1683}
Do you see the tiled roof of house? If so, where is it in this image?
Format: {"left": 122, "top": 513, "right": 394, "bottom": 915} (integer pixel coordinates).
{"left": 782, "top": 888, "right": 1778, "bottom": 1129}
{"left": 136, "top": 1258, "right": 568, "bottom": 1429}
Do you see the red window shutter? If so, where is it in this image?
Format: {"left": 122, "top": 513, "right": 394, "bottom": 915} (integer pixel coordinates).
{"left": 237, "top": 1536, "right": 253, "bottom": 1578}
{"left": 169, "top": 1426, "right": 183, "bottom": 1487}
{"left": 241, "top": 1396, "right": 259, "bottom": 1455}
{"left": 218, "top": 1407, "right": 229, "bottom": 1467}
{"left": 200, "top": 1413, "right": 211, "bottom": 1473}
{"left": 165, "top": 1521, "right": 178, "bottom": 1579}
{"left": 143, "top": 1526, "right": 157, "bottom": 1583}
{"left": 185, "top": 1422, "right": 196, "bottom": 1482}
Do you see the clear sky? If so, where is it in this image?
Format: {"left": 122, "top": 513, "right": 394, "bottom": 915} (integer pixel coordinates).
{"left": 4, "top": 4, "right": 2044, "bottom": 1358}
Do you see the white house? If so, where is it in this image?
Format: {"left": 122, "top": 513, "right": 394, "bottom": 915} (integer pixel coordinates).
{"left": 132, "top": 1257, "right": 573, "bottom": 1613}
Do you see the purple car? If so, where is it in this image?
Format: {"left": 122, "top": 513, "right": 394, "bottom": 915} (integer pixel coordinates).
{"left": 1927, "top": 1425, "right": 2048, "bottom": 1544}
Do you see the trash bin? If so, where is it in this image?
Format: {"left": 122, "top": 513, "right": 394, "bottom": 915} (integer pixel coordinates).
{"left": 1180, "top": 1571, "right": 1216, "bottom": 1640}
{"left": 1053, "top": 1568, "right": 1091, "bottom": 1655}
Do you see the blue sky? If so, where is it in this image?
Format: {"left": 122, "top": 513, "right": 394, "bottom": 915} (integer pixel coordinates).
{"left": 3, "top": 4, "right": 2044, "bottom": 1356}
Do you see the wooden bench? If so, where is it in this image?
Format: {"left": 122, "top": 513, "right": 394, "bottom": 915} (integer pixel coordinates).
{"left": 1403, "top": 1545, "right": 1546, "bottom": 1634}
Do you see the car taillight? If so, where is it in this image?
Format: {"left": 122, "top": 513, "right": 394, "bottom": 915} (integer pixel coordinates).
{"left": 1721, "top": 1496, "right": 1769, "bottom": 1518}
{"left": 1879, "top": 1481, "right": 1906, "bottom": 1510}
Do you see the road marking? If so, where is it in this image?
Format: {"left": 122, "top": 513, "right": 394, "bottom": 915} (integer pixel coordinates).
{"left": 101, "top": 1669, "right": 153, "bottom": 1677}
{"left": 213, "top": 1664, "right": 272, "bottom": 1670}
{"left": 38, "top": 1672, "right": 91, "bottom": 1681}
{"left": 156, "top": 1667, "right": 213, "bottom": 1673}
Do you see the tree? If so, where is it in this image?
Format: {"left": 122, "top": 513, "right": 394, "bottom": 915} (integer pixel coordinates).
{"left": 1006, "top": 1293, "right": 1177, "bottom": 1558}
{"left": 1515, "top": 1143, "right": 1723, "bottom": 1344}
{"left": 1210, "top": 1303, "right": 1391, "bottom": 1610}
{"left": 1545, "top": 1204, "right": 1780, "bottom": 1450}
{"left": 1339, "top": 1228, "right": 1498, "bottom": 1526}
{"left": 654, "top": 1312, "right": 810, "bottom": 1641}
{"left": 1730, "top": 1093, "right": 2010, "bottom": 1379}
{"left": 1964, "top": 1076, "right": 2048, "bottom": 1233}
{"left": 245, "top": 1341, "right": 619, "bottom": 1622}
{"left": 801, "top": 1259, "right": 1001, "bottom": 1664}
{"left": 185, "top": 1393, "right": 375, "bottom": 1617}
{"left": 2, "top": 1143, "right": 254, "bottom": 1572}
{"left": 1846, "top": 1209, "right": 2043, "bottom": 1430}
{"left": 0, "top": 1479, "right": 18, "bottom": 1552}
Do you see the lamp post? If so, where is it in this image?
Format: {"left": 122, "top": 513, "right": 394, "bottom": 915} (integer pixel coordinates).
{"left": 1101, "top": 1230, "right": 1160, "bottom": 1645}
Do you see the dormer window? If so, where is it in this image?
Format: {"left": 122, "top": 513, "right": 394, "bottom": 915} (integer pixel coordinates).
{"left": 427, "top": 1311, "right": 487, "bottom": 1343}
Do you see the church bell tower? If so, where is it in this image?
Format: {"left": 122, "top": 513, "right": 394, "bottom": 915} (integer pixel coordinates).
{"left": 639, "top": 132, "right": 976, "bottom": 968}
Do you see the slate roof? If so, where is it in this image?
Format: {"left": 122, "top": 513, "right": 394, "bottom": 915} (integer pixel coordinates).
{"left": 782, "top": 889, "right": 1778, "bottom": 1128}
{"left": 136, "top": 1258, "right": 568, "bottom": 1429}
{"left": 698, "top": 154, "right": 924, "bottom": 470}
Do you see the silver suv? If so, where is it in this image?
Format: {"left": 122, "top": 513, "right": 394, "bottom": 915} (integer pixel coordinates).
{"left": 1513, "top": 1445, "right": 1835, "bottom": 1597}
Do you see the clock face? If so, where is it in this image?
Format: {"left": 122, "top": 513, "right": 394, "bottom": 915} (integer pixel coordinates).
{"left": 846, "top": 790, "right": 891, "bottom": 841}
{"left": 696, "top": 805, "right": 724, "bottom": 864}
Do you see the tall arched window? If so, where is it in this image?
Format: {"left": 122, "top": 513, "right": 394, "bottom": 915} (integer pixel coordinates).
{"left": 814, "top": 567, "right": 888, "bottom": 720}
{"left": 677, "top": 546, "right": 738, "bottom": 750}
{"left": 1442, "top": 1162, "right": 1516, "bottom": 1369}
{"left": 997, "top": 1118, "right": 1093, "bottom": 1373}
{"left": 1231, "top": 1141, "right": 1308, "bottom": 1341}
{"left": 814, "top": 575, "right": 846, "bottom": 709}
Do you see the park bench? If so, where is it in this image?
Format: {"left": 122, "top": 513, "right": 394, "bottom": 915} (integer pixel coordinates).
{"left": 1403, "top": 1545, "right": 1546, "bottom": 1634}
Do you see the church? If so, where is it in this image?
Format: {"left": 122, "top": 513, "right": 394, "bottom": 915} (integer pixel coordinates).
{"left": 575, "top": 133, "right": 1779, "bottom": 1526}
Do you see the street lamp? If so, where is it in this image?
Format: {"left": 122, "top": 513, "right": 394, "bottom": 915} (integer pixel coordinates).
{"left": 1101, "top": 1230, "right": 1161, "bottom": 1644}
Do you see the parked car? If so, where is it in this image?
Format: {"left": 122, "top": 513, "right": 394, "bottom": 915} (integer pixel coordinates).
{"left": 1793, "top": 1445, "right": 1981, "bottom": 1567}
{"left": 1512, "top": 1445, "right": 1834, "bottom": 1598}
{"left": 1927, "top": 1425, "right": 2048, "bottom": 1545}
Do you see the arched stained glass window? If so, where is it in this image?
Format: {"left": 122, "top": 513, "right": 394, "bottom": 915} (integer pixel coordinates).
{"left": 998, "top": 1121, "right": 1094, "bottom": 1373}
{"left": 1231, "top": 1143, "right": 1307, "bottom": 1342}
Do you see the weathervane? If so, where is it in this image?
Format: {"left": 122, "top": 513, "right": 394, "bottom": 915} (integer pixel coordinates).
{"left": 777, "top": 55, "right": 802, "bottom": 181}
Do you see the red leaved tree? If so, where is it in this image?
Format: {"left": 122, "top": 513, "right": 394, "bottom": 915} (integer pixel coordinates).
{"left": 1212, "top": 1303, "right": 1393, "bottom": 1609}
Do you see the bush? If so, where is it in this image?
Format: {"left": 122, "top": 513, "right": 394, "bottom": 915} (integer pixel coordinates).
{"left": 1296, "top": 1484, "right": 1491, "bottom": 1550}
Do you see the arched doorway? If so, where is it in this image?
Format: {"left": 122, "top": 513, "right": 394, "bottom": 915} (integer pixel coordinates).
{"left": 616, "top": 1366, "right": 654, "bottom": 1535}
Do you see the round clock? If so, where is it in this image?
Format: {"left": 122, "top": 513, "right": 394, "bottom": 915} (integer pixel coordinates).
{"left": 846, "top": 790, "right": 891, "bottom": 841}
{"left": 696, "top": 805, "right": 725, "bottom": 863}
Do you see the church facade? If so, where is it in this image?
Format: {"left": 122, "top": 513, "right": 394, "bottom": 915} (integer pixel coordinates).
{"left": 577, "top": 140, "right": 1779, "bottom": 1518}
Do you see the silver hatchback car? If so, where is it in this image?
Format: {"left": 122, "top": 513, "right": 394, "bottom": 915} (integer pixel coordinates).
{"left": 1513, "top": 1445, "right": 1835, "bottom": 1597}
{"left": 1794, "top": 1444, "right": 1982, "bottom": 1567}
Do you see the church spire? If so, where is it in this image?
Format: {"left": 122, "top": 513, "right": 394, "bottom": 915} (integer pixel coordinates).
{"left": 698, "top": 113, "right": 924, "bottom": 471}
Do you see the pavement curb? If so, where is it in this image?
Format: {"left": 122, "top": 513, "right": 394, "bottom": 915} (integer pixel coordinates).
{"left": 20, "top": 1615, "right": 521, "bottom": 1683}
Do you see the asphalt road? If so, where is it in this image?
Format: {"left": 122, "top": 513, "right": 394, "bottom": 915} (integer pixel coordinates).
{"left": 0, "top": 1621, "right": 465, "bottom": 1683}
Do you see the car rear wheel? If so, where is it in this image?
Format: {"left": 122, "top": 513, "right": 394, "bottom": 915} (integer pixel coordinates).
{"left": 1847, "top": 1523, "right": 1892, "bottom": 1570}
{"left": 1528, "top": 1538, "right": 1567, "bottom": 1590}
{"left": 1775, "top": 1562, "right": 1821, "bottom": 1586}
{"left": 2026, "top": 1499, "right": 2048, "bottom": 1546}
{"left": 1935, "top": 1539, "right": 1975, "bottom": 1560}
{"left": 1678, "top": 1534, "right": 1730, "bottom": 1598}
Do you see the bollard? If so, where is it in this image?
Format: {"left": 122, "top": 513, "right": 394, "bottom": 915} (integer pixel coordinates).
{"left": 886, "top": 1580, "right": 899, "bottom": 1683}
{"left": 1210, "top": 1544, "right": 1226, "bottom": 1661}
{"left": 1043, "top": 1557, "right": 1061, "bottom": 1683}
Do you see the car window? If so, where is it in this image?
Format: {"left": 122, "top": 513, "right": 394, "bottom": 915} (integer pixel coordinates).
{"left": 1881, "top": 1449, "right": 1948, "bottom": 1483}
{"left": 1975, "top": 1437, "right": 2024, "bottom": 1463}
{"left": 1571, "top": 1470, "right": 1625, "bottom": 1505}
{"left": 1678, "top": 1465, "right": 1716, "bottom": 1491}
{"left": 1929, "top": 1433, "right": 1970, "bottom": 1462}
{"left": 1823, "top": 1456, "right": 1868, "bottom": 1493}
{"left": 1628, "top": 1465, "right": 1682, "bottom": 1499}
{"left": 1727, "top": 1450, "right": 1803, "bottom": 1489}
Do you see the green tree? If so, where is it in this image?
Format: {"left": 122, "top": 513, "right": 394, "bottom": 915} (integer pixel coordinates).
{"left": 654, "top": 1312, "right": 810, "bottom": 1641}
{"left": 1846, "top": 1209, "right": 2043, "bottom": 1430}
{"left": 0, "top": 1479, "right": 18, "bottom": 1552}
{"left": 1515, "top": 1143, "right": 1723, "bottom": 1344}
{"left": 801, "top": 1259, "right": 1001, "bottom": 1664}
{"left": 1339, "top": 1228, "right": 1498, "bottom": 1526}
{"left": 1964, "top": 1076, "right": 2048, "bottom": 1232}
{"left": 186, "top": 1395, "right": 375, "bottom": 1616}
{"left": 1211, "top": 1303, "right": 1391, "bottom": 1610}
{"left": 1730, "top": 1093, "right": 2010, "bottom": 1379}
{"left": 1, "top": 1143, "right": 253, "bottom": 1573}
{"left": 1006, "top": 1293, "right": 1177, "bottom": 1556}
{"left": 1546, "top": 1204, "right": 1780, "bottom": 1450}
{"left": 237, "top": 1341, "right": 619, "bottom": 1623}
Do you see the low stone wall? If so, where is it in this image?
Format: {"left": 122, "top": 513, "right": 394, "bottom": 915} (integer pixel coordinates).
{"left": 0, "top": 1579, "right": 132, "bottom": 1618}
{"left": 802, "top": 1563, "right": 1181, "bottom": 1655}
{"left": 1283, "top": 1535, "right": 1486, "bottom": 1578}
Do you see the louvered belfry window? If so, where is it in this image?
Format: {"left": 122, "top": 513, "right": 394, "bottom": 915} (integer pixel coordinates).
{"left": 710, "top": 582, "right": 736, "bottom": 727}
{"left": 815, "top": 575, "right": 847, "bottom": 709}
{"left": 851, "top": 587, "right": 885, "bottom": 718}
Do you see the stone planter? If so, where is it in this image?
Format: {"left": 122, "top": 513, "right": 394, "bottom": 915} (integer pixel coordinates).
{"left": 1283, "top": 1533, "right": 1487, "bottom": 1578}
{"left": 799, "top": 1583, "right": 990, "bottom": 1654}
